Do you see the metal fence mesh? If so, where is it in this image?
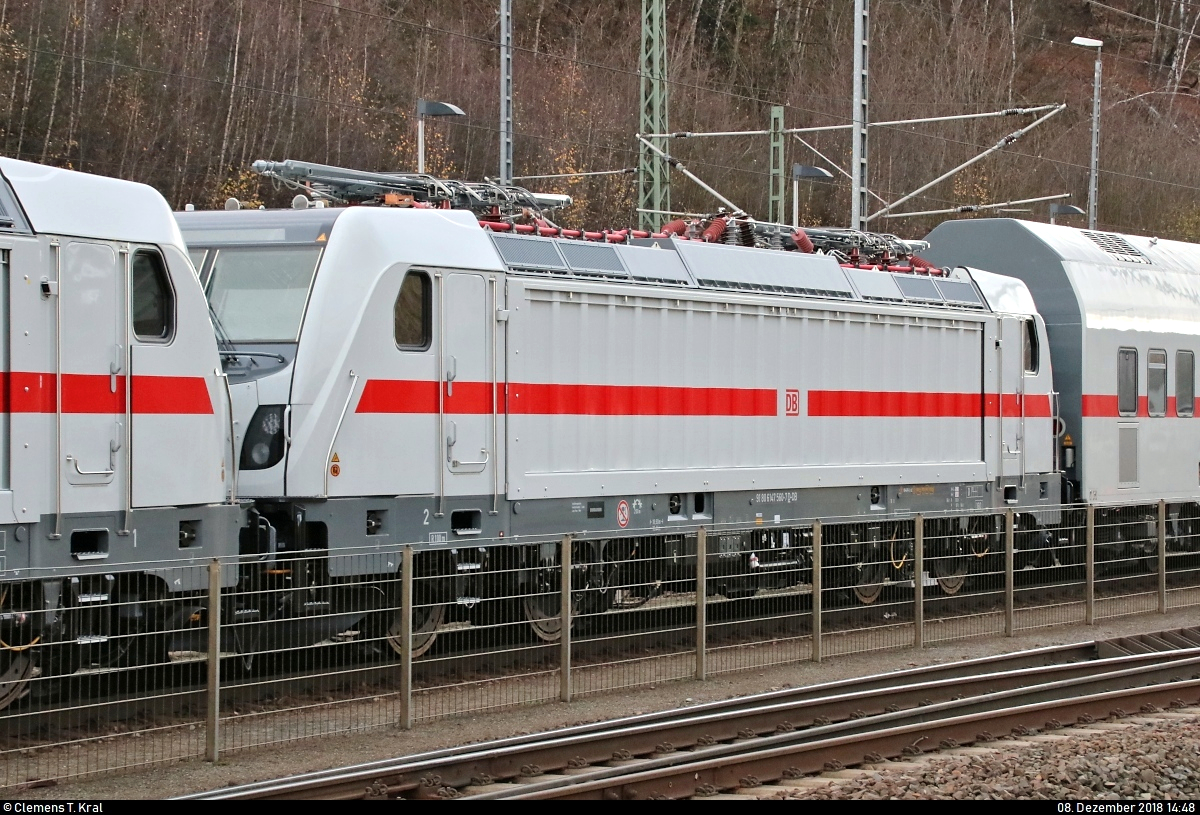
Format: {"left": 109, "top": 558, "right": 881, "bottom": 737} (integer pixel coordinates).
{"left": 922, "top": 511, "right": 1008, "bottom": 644}
{"left": 819, "top": 516, "right": 916, "bottom": 659}
{"left": 706, "top": 524, "right": 813, "bottom": 676}
{"left": 4, "top": 500, "right": 1200, "bottom": 788}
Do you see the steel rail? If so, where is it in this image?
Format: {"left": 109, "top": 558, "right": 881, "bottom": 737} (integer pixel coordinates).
{"left": 184, "top": 629, "right": 1200, "bottom": 800}
{"left": 181, "top": 639, "right": 1098, "bottom": 800}
{"left": 474, "top": 652, "right": 1200, "bottom": 799}
{"left": 505, "top": 677, "right": 1200, "bottom": 800}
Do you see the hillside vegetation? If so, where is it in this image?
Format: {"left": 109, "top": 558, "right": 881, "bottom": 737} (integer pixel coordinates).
{"left": 1, "top": 0, "right": 1199, "bottom": 239}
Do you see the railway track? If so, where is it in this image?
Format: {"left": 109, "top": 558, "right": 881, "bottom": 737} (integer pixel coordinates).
{"left": 184, "top": 626, "right": 1200, "bottom": 800}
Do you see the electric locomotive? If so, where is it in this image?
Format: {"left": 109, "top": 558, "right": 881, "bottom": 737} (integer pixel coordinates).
{"left": 0, "top": 158, "right": 241, "bottom": 707}
{"left": 175, "top": 159, "right": 1066, "bottom": 653}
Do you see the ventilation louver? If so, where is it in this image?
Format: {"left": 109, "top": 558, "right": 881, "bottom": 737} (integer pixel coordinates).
{"left": 1082, "top": 230, "right": 1150, "bottom": 264}
{"left": 558, "top": 241, "right": 628, "bottom": 277}
{"left": 490, "top": 234, "right": 567, "bottom": 271}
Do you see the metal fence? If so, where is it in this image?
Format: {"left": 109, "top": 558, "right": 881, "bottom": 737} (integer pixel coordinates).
{"left": 2, "top": 499, "right": 1199, "bottom": 789}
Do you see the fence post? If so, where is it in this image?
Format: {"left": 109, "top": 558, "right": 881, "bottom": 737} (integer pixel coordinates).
{"left": 1085, "top": 504, "right": 1095, "bottom": 625}
{"left": 695, "top": 527, "right": 707, "bottom": 681}
{"left": 1004, "top": 509, "right": 1014, "bottom": 637}
{"left": 811, "top": 520, "right": 822, "bottom": 663}
{"left": 400, "top": 546, "right": 414, "bottom": 730}
{"left": 206, "top": 558, "right": 221, "bottom": 762}
{"left": 560, "top": 534, "right": 572, "bottom": 703}
{"left": 914, "top": 514, "right": 924, "bottom": 649}
{"left": 1158, "top": 499, "right": 1168, "bottom": 614}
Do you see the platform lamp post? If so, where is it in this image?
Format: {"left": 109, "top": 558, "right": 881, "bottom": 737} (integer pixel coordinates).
{"left": 1049, "top": 203, "right": 1086, "bottom": 225}
{"left": 793, "top": 164, "right": 834, "bottom": 228}
{"left": 416, "top": 99, "right": 466, "bottom": 175}
{"left": 1071, "top": 36, "right": 1103, "bottom": 230}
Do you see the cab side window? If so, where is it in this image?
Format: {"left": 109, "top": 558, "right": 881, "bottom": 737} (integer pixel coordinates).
{"left": 1023, "top": 319, "right": 1039, "bottom": 374}
{"left": 394, "top": 271, "right": 431, "bottom": 349}
{"left": 1118, "top": 348, "right": 1138, "bottom": 416}
{"left": 1178, "top": 351, "right": 1195, "bottom": 417}
{"left": 131, "top": 250, "right": 174, "bottom": 341}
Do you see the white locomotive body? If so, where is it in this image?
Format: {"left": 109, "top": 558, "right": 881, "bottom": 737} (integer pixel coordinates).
{"left": 177, "top": 201, "right": 1061, "bottom": 631}
{"left": 0, "top": 159, "right": 241, "bottom": 693}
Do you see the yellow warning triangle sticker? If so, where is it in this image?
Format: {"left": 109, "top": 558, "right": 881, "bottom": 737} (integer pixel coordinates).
{"left": 331, "top": 453, "right": 340, "bottom": 462}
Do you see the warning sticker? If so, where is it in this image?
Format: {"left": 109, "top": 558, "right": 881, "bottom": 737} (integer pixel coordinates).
{"left": 616, "top": 499, "right": 630, "bottom": 529}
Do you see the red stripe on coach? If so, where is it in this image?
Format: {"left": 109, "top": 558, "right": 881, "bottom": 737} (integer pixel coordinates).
{"left": 1081, "top": 394, "right": 1119, "bottom": 417}
{"left": 1082, "top": 394, "right": 1189, "bottom": 418}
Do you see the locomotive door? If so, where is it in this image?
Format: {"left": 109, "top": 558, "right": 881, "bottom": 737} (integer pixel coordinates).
{"left": 59, "top": 240, "right": 128, "bottom": 513}
{"left": 999, "top": 316, "right": 1023, "bottom": 478}
{"left": 442, "top": 272, "right": 492, "bottom": 494}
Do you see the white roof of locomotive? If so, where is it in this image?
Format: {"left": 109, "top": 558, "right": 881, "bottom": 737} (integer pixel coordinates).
{"left": 0, "top": 156, "right": 185, "bottom": 247}
{"left": 179, "top": 205, "right": 1026, "bottom": 319}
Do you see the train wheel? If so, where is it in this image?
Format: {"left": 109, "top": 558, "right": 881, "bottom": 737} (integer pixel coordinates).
{"left": 933, "top": 560, "right": 968, "bottom": 595}
{"left": 384, "top": 602, "right": 445, "bottom": 659}
{"left": 933, "top": 537, "right": 969, "bottom": 596}
{"left": 523, "top": 593, "right": 563, "bottom": 642}
{"left": 0, "top": 651, "right": 34, "bottom": 711}
{"left": 852, "top": 560, "right": 887, "bottom": 605}
{"left": 521, "top": 541, "right": 600, "bottom": 642}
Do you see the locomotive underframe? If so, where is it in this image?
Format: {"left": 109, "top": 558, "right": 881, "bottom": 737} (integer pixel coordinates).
{"left": 0, "top": 490, "right": 1197, "bottom": 711}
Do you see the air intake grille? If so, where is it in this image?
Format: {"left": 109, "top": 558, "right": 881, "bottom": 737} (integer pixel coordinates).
{"left": 490, "top": 234, "right": 567, "bottom": 270}
{"left": 1082, "top": 230, "right": 1149, "bottom": 264}
{"left": 559, "top": 241, "right": 627, "bottom": 275}
{"left": 893, "top": 275, "right": 942, "bottom": 302}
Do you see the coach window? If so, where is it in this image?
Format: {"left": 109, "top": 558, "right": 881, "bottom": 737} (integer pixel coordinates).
{"left": 1148, "top": 349, "right": 1167, "bottom": 417}
{"left": 131, "top": 249, "right": 174, "bottom": 341}
{"left": 1178, "top": 351, "right": 1195, "bottom": 417}
{"left": 1118, "top": 348, "right": 1138, "bottom": 416}
{"left": 395, "top": 271, "right": 431, "bottom": 349}
{"left": 1023, "top": 319, "right": 1039, "bottom": 374}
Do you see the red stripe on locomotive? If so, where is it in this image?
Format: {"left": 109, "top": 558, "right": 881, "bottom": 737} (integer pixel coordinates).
{"left": 1, "top": 372, "right": 212, "bottom": 414}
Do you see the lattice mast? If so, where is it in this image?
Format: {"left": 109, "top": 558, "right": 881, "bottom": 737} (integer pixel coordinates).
{"left": 851, "top": 0, "right": 870, "bottom": 231}
{"left": 499, "top": 0, "right": 514, "bottom": 185}
{"left": 639, "top": 0, "right": 670, "bottom": 232}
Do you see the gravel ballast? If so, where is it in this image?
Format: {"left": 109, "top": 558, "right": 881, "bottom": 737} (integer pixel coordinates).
{"left": 782, "top": 718, "right": 1200, "bottom": 801}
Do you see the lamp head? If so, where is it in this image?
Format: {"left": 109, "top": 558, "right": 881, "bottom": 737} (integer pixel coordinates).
{"left": 417, "top": 99, "right": 466, "bottom": 118}
{"left": 1050, "top": 203, "right": 1086, "bottom": 217}
{"left": 792, "top": 164, "right": 834, "bottom": 181}
{"left": 1071, "top": 36, "right": 1104, "bottom": 49}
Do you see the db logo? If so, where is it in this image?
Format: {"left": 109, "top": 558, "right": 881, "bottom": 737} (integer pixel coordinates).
{"left": 785, "top": 389, "right": 800, "bottom": 417}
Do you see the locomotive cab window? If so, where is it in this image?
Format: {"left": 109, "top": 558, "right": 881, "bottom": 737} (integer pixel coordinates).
{"left": 1118, "top": 348, "right": 1138, "bottom": 416}
{"left": 1023, "top": 319, "right": 1039, "bottom": 374}
{"left": 1178, "top": 351, "right": 1195, "bottom": 417}
{"left": 394, "top": 271, "right": 431, "bottom": 349}
{"left": 1148, "top": 349, "right": 1167, "bottom": 417}
{"left": 131, "top": 250, "right": 174, "bottom": 341}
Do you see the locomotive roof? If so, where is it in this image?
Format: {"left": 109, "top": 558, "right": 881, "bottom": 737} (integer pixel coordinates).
{"left": 924, "top": 218, "right": 1200, "bottom": 336}
{"left": 177, "top": 206, "right": 1001, "bottom": 315}
{"left": 174, "top": 207, "right": 343, "bottom": 245}
{"left": 0, "top": 157, "right": 184, "bottom": 247}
